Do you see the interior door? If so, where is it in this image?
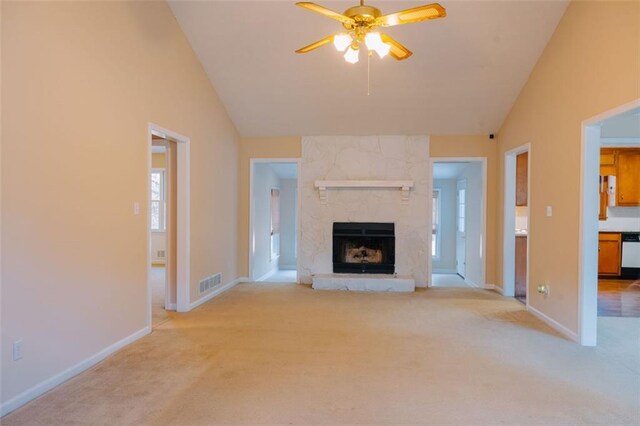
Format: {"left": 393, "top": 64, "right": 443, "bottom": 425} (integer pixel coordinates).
{"left": 456, "top": 179, "right": 466, "bottom": 278}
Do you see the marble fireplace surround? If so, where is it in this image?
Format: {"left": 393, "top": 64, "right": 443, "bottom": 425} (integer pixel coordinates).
{"left": 298, "top": 136, "right": 430, "bottom": 286}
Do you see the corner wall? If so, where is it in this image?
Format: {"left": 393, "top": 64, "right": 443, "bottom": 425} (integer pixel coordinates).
{"left": 496, "top": 1, "right": 640, "bottom": 334}
{"left": 1, "top": 1, "right": 239, "bottom": 409}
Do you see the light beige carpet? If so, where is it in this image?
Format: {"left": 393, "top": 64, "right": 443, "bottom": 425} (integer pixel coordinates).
{"left": 4, "top": 284, "right": 639, "bottom": 425}
{"left": 150, "top": 266, "right": 169, "bottom": 327}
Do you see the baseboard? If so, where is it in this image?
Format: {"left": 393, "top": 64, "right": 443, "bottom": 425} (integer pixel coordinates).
{"left": 527, "top": 305, "right": 579, "bottom": 342}
{"left": 255, "top": 267, "right": 278, "bottom": 282}
{"left": 432, "top": 268, "right": 457, "bottom": 274}
{"left": 189, "top": 277, "right": 242, "bottom": 311}
{"left": 0, "top": 326, "right": 150, "bottom": 417}
{"left": 165, "top": 303, "right": 177, "bottom": 311}
{"left": 465, "top": 278, "right": 480, "bottom": 288}
{"left": 487, "top": 284, "right": 505, "bottom": 294}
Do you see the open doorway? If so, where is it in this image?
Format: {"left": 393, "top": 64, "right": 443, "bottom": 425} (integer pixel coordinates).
{"left": 150, "top": 142, "right": 171, "bottom": 327}
{"left": 580, "top": 100, "right": 640, "bottom": 346}
{"left": 503, "top": 145, "right": 530, "bottom": 304}
{"left": 249, "top": 159, "right": 300, "bottom": 283}
{"left": 430, "top": 159, "right": 487, "bottom": 288}
{"left": 147, "top": 124, "right": 190, "bottom": 329}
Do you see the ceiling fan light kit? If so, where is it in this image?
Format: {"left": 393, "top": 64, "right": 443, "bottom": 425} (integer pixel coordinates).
{"left": 295, "top": 0, "right": 446, "bottom": 64}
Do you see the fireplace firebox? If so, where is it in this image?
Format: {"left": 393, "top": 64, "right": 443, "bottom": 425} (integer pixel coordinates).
{"left": 333, "top": 222, "right": 395, "bottom": 274}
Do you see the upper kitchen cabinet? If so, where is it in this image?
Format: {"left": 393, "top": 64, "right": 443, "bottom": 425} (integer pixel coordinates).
{"left": 600, "top": 149, "right": 617, "bottom": 176}
{"left": 516, "top": 152, "right": 528, "bottom": 206}
{"left": 616, "top": 150, "right": 640, "bottom": 206}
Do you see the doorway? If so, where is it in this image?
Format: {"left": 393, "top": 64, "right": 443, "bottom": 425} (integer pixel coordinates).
{"left": 580, "top": 100, "right": 640, "bottom": 346}
{"left": 502, "top": 144, "right": 531, "bottom": 304}
{"left": 249, "top": 159, "right": 300, "bottom": 283}
{"left": 147, "top": 124, "right": 190, "bottom": 330}
{"left": 429, "top": 159, "right": 487, "bottom": 288}
{"left": 150, "top": 143, "right": 171, "bottom": 327}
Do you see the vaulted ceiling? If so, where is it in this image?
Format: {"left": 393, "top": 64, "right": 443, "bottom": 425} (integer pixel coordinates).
{"left": 168, "top": 1, "right": 568, "bottom": 137}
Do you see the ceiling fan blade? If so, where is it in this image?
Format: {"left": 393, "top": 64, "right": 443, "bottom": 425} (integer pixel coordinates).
{"left": 296, "top": 2, "right": 355, "bottom": 25}
{"left": 296, "top": 35, "right": 334, "bottom": 54}
{"left": 376, "top": 3, "right": 446, "bottom": 27}
{"left": 380, "top": 33, "right": 413, "bottom": 60}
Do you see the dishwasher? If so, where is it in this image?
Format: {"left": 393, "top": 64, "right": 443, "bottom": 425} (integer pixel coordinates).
{"left": 621, "top": 232, "right": 640, "bottom": 279}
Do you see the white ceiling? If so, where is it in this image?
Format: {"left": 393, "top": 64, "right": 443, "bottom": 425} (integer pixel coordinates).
{"left": 269, "top": 162, "right": 299, "bottom": 179}
{"left": 169, "top": 1, "right": 568, "bottom": 137}
{"left": 433, "top": 162, "right": 468, "bottom": 179}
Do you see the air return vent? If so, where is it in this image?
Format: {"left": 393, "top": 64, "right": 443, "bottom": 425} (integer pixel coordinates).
{"left": 199, "top": 272, "right": 222, "bottom": 295}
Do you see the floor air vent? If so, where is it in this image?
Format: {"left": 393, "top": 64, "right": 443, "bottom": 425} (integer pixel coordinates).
{"left": 199, "top": 273, "right": 222, "bottom": 295}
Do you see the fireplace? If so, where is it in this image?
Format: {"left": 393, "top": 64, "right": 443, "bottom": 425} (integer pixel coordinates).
{"left": 333, "top": 222, "right": 395, "bottom": 274}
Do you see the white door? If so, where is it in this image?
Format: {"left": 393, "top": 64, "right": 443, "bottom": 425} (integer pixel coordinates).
{"left": 456, "top": 179, "right": 467, "bottom": 278}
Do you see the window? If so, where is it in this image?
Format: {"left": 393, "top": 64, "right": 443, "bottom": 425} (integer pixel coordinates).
{"left": 432, "top": 189, "right": 441, "bottom": 259}
{"left": 458, "top": 187, "right": 466, "bottom": 233}
{"left": 270, "top": 188, "right": 280, "bottom": 260}
{"left": 151, "top": 170, "right": 166, "bottom": 232}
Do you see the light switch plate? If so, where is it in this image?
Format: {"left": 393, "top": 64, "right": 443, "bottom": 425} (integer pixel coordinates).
{"left": 133, "top": 202, "right": 140, "bottom": 215}
{"left": 546, "top": 206, "right": 553, "bottom": 217}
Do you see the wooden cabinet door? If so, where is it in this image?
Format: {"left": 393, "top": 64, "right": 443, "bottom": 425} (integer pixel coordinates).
{"left": 598, "top": 233, "right": 621, "bottom": 276}
{"left": 516, "top": 152, "right": 528, "bottom": 206}
{"left": 617, "top": 152, "right": 640, "bottom": 206}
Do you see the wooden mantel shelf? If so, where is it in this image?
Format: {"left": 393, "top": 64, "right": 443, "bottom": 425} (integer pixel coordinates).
{"left": 314, "top": 180, "right": 415, "bottom": 204}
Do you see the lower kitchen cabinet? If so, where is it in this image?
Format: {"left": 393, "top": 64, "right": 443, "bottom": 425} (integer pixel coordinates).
{"left": 598, "top": 232, "right": 621, "bottom": 277}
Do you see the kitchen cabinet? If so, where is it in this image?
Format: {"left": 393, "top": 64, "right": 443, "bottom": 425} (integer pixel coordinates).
{"left": 616, "top": 151, "right": 640, "bottom": 206}
{"left": 516, "top": 152, "right": 528, "bottom": 207}
{"left": 598, "top": 232, "right": 621, "bottom": 277}
{"left": 600, "top": 150, "right": 617, "bottom": 176}
{"left": 515, "top": 236, "right": 527, "bottom": 298}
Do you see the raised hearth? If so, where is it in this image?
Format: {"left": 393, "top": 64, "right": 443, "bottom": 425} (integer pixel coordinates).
{"left": 312, "top": 274, "right": 415, "bottom": 292}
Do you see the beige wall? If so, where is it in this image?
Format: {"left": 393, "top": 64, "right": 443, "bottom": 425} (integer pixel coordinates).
{"left": 431, "top": 135, "right": 498, "bottom": 285}
{"left": 496, "top": 1, "right": 640, "bottom": 333}
{"left": 1, "top": 1, "right": 239, "bottom": 405}
{"left": 237, "top": 137, "right": 301, "bottom": 277}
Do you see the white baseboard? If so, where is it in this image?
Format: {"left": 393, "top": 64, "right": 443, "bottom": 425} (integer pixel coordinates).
{"left": 255, "top": 267, "right": 278, "bottom": 282}
{"left": 486, "top": 284, "right": 505, "bottom": 294}
{"left": 465, "top": 278, "right": 480, "bottom": 288}
{"left": 527, "top": 305, "right": 579, "bottom": 342}
{"left": 432, "top": 268, "right": 457, "bottom": 274}
{"left": 165, "top": 303, "right": 177, "bottom": 311}
{"left": 0, "top": 326, "right": 150, "bottom": 417}
{"left": 189, "top": 277, "right": 242, "bottom": 311}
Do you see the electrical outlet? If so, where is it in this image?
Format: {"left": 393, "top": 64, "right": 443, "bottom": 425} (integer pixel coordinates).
{"left": 13, "top": 340, "right": 23, "bottom": 361}
{"left": 537, "top": 284, "right": 550, "bottom": 296}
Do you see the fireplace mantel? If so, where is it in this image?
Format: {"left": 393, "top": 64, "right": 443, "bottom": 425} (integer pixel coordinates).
{"left": 314, "top": 180, "right": 414, "bottom": 204}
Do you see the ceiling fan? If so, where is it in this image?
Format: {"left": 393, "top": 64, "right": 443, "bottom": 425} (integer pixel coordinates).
{"left": 295, "top": 1, "right": 446, "bottom": 64}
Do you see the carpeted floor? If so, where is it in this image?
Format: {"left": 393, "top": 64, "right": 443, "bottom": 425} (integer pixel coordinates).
{"left": 151, "top": 266, "right": 169, "bottom": 327}
{"left": 3, "top": 284, "right": 639, "bottom": 425}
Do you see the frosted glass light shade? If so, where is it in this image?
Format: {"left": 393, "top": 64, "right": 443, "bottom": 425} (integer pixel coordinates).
{"left": 365, "top": 32, "right": 390, "bottom": 58}
{"left": 344, "top": 46, "right": 360, "bottom": 64}
{"left": 333, "top": 34, "right": 352, "bottom": 52}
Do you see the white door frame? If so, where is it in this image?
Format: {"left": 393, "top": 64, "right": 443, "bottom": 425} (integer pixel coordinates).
{"left": 502, "top": 143, "right": 531, "bottom": 302}
{"left": 427, "top": 157, "right": 488, "bottom": 288}
{"left": 579, "top": 98, "right": 640, "bottom": 346}
{"left": 147, "top": 123, "right": 190, "bottom": 327}
{"left": 248, "top": 158, "right": 301, "bottom": 282}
